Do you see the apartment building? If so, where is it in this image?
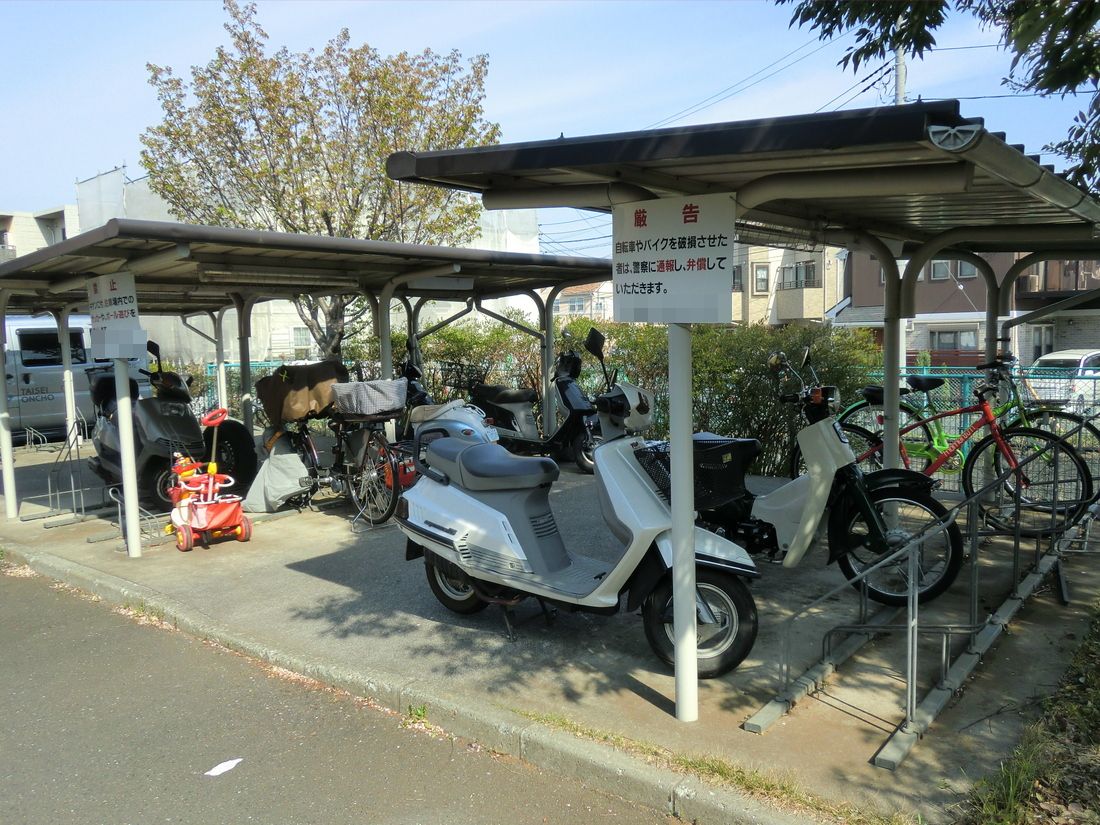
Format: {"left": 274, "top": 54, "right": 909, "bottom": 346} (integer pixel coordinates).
{"left": 833, "top": 250, "right": 1100, "bottom": 366}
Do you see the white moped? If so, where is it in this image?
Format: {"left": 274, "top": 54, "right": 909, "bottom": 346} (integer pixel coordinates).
{"left": 396, "top": 370, "right": 760, "bottom": 679}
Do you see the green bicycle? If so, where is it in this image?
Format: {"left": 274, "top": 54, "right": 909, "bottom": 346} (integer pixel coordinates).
{"left": 791, "top": 355, "right": 1100, "bottom": 481}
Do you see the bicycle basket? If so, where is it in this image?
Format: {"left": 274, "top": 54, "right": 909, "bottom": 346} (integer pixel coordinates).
{"left": 439, "top": 361, "right": 489, "bottom": 392}
{"left": 331, "top": 379, "right": 407, "bottom": 422}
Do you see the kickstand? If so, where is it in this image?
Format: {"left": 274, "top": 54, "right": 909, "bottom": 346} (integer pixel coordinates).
{"left": 500, "top": 605, "right": 518, "bottom": 642}
{"left": 537, "top": 599, "right": 557, "bottom": 627}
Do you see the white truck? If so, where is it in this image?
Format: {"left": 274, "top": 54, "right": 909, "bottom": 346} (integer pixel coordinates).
{"left": 3, "top": 315, "right": 150, "bottom": 442}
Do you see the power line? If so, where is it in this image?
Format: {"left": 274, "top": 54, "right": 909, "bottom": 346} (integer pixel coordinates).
{"left": 816, "top": 62, "right": 892, "bottom": 112}
{"left": 646, "top": 31, "right": 854, "bottom": 129}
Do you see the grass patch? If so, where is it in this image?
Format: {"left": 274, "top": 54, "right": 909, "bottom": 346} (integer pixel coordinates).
{"left": 961, "top": 600, "right": 1100, "bottom": 824}
{"left": 514, "top": 710, "right": 913, "bottom": 825}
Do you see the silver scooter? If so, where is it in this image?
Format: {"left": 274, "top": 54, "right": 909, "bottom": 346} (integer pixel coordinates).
{"left": 396, "top": 374, "right": 760, "bottom": 679}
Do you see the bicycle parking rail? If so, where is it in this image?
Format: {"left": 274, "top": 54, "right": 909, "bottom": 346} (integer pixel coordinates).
{"left": 744, "top": 418, "right": 1093, "bottom": 769}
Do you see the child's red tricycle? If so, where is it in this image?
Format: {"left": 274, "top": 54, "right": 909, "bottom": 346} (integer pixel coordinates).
{"left": 168, "top": 408, "right": 253, "bottom": 552}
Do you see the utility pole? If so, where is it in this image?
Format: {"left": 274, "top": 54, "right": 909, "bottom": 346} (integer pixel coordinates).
{"left": 894, "top": 46, "right": 906, "bottom": 104}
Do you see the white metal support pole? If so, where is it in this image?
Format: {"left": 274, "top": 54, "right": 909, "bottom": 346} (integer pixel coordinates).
{"left": 114, "top": 357, "right": 142, "bottom": 558}
{"left": 542, "top": 297, "right": 556, "bottom": 427}
{"left": 668, "top": 322, "right": 698, "bottom": 722}
{"left": 57, "top": 304, "right": 81, "bottom": 449}
{"left": 215, "top": 308, "right": 228, "bottom": 410}
{"left": 0, "top": 290, "right": 17, "bottom": 519}
{"left": 231, "top": 294, "right": 255, "bottom": 432}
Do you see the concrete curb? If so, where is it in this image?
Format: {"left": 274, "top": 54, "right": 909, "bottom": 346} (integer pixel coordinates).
{"left": 3, "top": 541, "right": 800, "bottom": 825}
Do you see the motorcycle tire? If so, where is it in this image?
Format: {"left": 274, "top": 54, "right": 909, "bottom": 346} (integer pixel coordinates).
{"left": 425, "top": 555, "right": 489, "bottom": 615}
{"left": 139, "top": 458, "right": 176, "bottom": 512}
{"left": 831, "top": 486, "right": 963, "bottom": 606}
{"left": 641, "top": 567, "right": 758, "bottom": 679}
{"left": 571, "top": 430, "right": 599, "bottom": 475}
{"left": 204, "top": 419, "right": 258, "bottom": 495}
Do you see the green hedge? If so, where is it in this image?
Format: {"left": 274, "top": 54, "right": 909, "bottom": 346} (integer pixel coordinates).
{"left": 177, "top": 318, "right": 880, "bottom": 477}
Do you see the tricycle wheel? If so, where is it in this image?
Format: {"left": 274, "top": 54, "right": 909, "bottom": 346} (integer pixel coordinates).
{"left": 236, "top": 517, "right": 253, "bottom": 542}
{"left": 175, "top": 529, "right": 194, "bottom": 552}
{"left": 642, "top": 567, "right": 758, "bottom": 679}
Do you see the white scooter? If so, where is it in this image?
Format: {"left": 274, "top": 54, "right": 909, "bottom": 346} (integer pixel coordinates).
{"left": 694, "top": 349, "right": 964, "bottom": 606}
{"left": 396, "top": 372, "right": 760, "bottom": 679}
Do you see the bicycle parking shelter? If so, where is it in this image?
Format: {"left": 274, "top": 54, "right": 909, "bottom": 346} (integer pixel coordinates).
{"left": 0, "top": 219, "right": 610, "bottom": 557}
{"left": 386, "top": 99, "right": 1100, "bottom": 761}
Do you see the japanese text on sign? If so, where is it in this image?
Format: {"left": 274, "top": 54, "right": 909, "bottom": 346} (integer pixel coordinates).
{"left": 611, "top": 193, "right": 735, "bottom": 324}
{"left": 86, "top": 272, "right": 147, "bottom": 359}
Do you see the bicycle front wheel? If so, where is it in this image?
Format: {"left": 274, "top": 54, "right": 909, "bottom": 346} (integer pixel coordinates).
{"left": 349, "top": 430, "right": 400, "bottom": 524}
{"left": 961, "top": 426, "right": 1093, "bottom": 536}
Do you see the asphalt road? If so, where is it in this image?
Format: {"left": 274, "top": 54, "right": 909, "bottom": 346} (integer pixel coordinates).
{"left": 0, "top": 565, "right": 672, "bottom": 825}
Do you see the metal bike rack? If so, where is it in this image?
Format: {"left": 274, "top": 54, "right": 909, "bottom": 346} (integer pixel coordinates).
{"left": 19, "top": 417, "right": 115, "bottom": 526}
{"left": 744, "top": 424, "right": 1094, "bottom": 770}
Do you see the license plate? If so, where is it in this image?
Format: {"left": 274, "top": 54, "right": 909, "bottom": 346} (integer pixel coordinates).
{"left": 484, "top": 425, "right": 499, "bottom": 441}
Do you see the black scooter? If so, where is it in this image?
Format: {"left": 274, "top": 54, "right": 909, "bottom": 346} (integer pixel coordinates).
{"left": 88, "top": 341, "right": 258, "bottom": 509}
{"left": 467, "top": 329, "right": 601, "bottom": 473}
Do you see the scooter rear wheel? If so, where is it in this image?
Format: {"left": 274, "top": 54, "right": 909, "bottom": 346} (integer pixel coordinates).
{"left": 425, "top": 555, "right": 489, "bottom": 614}
{"left": 642, "top": 567, "right": 758, "bottom": 679}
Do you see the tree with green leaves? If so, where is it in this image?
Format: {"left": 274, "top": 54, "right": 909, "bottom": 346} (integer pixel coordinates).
{"left": 778, "top": 0, "right": 1100, "bottom": 192}
{"left": 140, "top": 0, "right": 500, "bottom": 357}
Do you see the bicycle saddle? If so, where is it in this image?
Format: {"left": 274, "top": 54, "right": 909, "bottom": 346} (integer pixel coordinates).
{"left": 859, "top": 385, "right": 914, "bottom": 405}
{"left": 906, "top": 376, "right": 945, "bottom": 393}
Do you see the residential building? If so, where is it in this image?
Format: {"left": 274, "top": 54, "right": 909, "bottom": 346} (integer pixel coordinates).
{"left": 732, "top": 244, "right": 845, "bottom": 326}
{"left": 1, "top": 205, "right": 80, "bottom": 262}
{"left": 549, "top": 281, "right": 613, "bottom": 321}
{"left": 833, "top": 251, "right": 1100, "bottom": 366}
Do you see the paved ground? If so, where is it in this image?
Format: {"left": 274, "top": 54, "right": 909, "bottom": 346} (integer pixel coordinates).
{"left": 1, "top": 569, "right": 673, "bottom": 825}
{"left": 3, "top": 443, "right": 1099, "bottom": 823}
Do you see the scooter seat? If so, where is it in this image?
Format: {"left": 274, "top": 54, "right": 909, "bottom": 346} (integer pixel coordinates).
{"left": 426, "top": 439, "right": 558, "bottom": 491}
{"left": 409, "top": 399, "right": 465, "bottom": 424}
{"left": 471, "top": 384, "right": 538, "bottom": 405}
{"left": 859, "top": 385, "right": 915, "bottom": 405}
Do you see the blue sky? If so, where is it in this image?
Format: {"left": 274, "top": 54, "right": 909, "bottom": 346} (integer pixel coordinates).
{"left": 1, "top": 0, "right": 1088, "bottom": 255}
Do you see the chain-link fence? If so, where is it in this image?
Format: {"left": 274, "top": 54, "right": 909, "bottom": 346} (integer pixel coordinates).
{"left": 854, "top": 366, "right": 1100, "bottom": 493}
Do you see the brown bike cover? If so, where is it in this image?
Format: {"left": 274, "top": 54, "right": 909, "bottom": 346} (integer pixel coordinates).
{"left": 255, "top": 361, "right": 350, "bottom": 424}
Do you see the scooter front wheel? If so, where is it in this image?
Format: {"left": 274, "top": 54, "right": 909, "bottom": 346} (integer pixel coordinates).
{"left": 425, "top": 555, "right": 489, "bottom": 615}
{"left": 642, "top": 568, "right": 758, "bottom": 679}
{"left": 832, "top": 486, "right": 963, "bottom": 606}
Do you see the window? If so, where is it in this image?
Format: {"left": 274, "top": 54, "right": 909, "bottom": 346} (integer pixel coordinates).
{"left": 292, "top": 326, "right": 313, "bottom": 360}
{"left": 779, "top": 265, "right": 794, "bottom": 288}
{"left": 731, "top": 265, "right": 742, "bottom": 292}
{"left": 958, "top": 261, "right": 977, "bottom": 278}
{"left": 555, "top": 296, "right": 586, "bottom": 315}
{"left": 753, "top": 263, "right": 769, "bottom": 293}
{"left": 929, "top": 329, "right": 978, "bottom": 351}
{"left": 930, "top": 260, "right": 951, "bottom": 280}
{"left": 18, "top": 330, "right": 87, "bottom": 367}
{"left": 1030, "top": 324, "right": 1055, "bottom": 363}
{"left": 796, "top": 260, "right": 816, "bottom": 287}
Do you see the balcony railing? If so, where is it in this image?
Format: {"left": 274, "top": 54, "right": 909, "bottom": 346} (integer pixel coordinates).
{"left": 776, "top": 277, "right": 823, "bottom": 290}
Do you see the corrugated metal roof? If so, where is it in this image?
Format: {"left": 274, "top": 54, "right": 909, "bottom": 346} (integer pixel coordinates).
{"left": 388, "top": 100, "right": 1100, "bottom": 252}
{"left": 0, "top": 219, "right": 610, "bottom": 316}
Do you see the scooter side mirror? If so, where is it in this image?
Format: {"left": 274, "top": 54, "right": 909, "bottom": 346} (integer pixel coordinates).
{"left": 147, "top": 340, "right": 161, "bottom": 359}
{"left": 584, "top": 328, "right": 605, "bottom": 362}
{"left": 799, "top": 346, "right": 811, "bottom": 370}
